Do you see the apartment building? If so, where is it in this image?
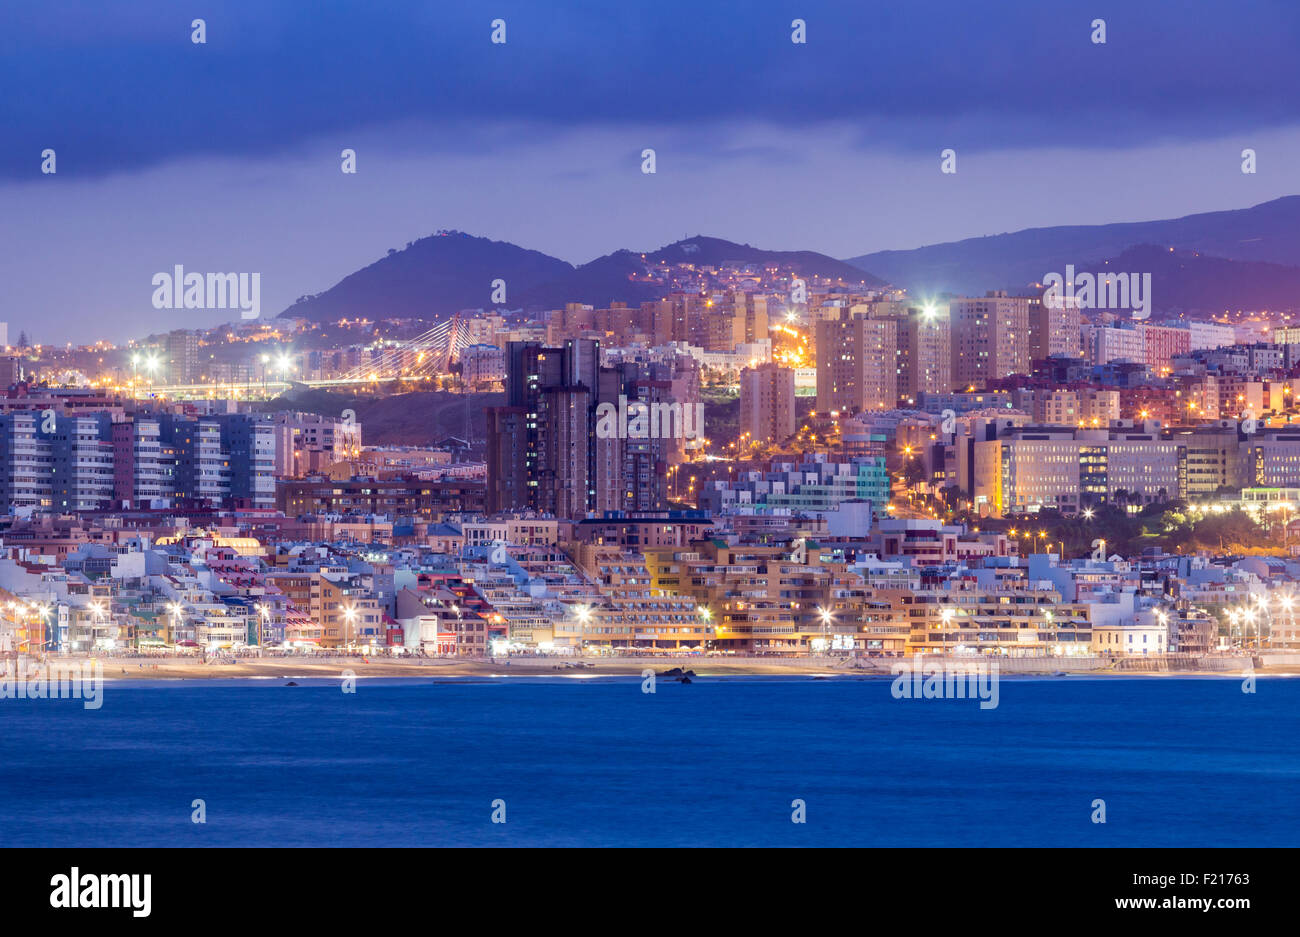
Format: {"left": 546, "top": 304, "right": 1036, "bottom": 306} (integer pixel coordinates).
{"left": 815, "top": 308, "right": 898, "bottom": 414}
{"left": 270, "top": 411, "right": 363, "bottom": 477}
{"left": 950, "top": 291, "right": 1030, "bottom": 389}
{"left": 973, "top": 423, "right": 1179, "bottom": 516}
{"left": 740, "top": 362, "right": 796, "bottom": 444}
{"left": 1028, "top": 295, "right": 1081, "bottom": 361}
{"left": 486, "top": 339, "right": 674, "bottom": 519}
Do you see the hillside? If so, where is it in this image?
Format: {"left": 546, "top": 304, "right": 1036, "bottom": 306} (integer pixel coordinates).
{"left": 846, "top": 195, "right": 1300, "bottom": 300}
{"left": 258, "top": 387, "right": 503, "bottom": 447}
{"left": 1072, "top": 244, "right": 1300, "bottom": 315}
{"left": 279, "top": 232, "right": 888, "bottom": 324}
{"left": 279, "top": 232, "right": 572, "bottom": 323}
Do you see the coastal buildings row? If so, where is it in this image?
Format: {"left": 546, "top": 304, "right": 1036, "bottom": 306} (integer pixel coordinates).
{"left": 0, "top": 505, "right": 1278, "bottom": 659}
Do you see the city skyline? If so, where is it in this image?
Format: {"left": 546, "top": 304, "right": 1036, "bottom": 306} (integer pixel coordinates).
{"left": 2, "top": 0, "right": 1296, "bottom": 866}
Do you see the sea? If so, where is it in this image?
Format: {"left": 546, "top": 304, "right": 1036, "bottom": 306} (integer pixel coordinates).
{"left": 1, "top": 675, "right": 1296, "bottom": 847}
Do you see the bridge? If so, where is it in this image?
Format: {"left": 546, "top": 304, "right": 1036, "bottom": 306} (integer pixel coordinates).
{"left": 145, "top": 315, "right": 477, "bottom": 398}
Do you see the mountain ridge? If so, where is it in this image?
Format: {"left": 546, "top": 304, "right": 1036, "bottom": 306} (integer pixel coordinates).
{"left": 845, "top": 195, "right": 1300, "bottom": 299}
{"left": 280, "top": 232, "right": 884, "bottom": 323}
{"left": 278, "top": 196, "right": 1300, "bottom": 323}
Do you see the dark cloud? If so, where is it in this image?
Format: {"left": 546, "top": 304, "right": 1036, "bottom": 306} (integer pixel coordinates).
{"left": 1, "top": 0, "right": 1297, "bottom": 179}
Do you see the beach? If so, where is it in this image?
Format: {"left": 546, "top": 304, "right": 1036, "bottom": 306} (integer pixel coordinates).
{"left": 92, "top": 655, "right": 849, "bottom": 681}
{"left": 64, "top": 653, "right": 1289, "bottom": 681}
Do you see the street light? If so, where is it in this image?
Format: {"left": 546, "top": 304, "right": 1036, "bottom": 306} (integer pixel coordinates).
{"left": 571, "top": 604, "right": 593, "bottom": 655}
{"left": 255, "top": 602, "right": 270, "bottom": 647}
{"left": 167, "top": 602, "right": 185, "bottom": 647}
{"left": 816, "top": 605, "right": 834, "bottom": 653}
{"left": 88, "top": 600, "right": 108, "bottom": 652}
{"left": 339, "top": 604, "right": 358, "bottom": 649}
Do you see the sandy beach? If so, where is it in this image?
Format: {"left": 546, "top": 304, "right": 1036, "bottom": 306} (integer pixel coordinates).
{"left": 91, "top": 655, "right": 850, "bottom": 681}
{"left": 60, "top": 654, "right": 1287, "bottom": 681}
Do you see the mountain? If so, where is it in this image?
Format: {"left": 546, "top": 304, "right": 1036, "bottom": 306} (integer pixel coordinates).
{"left": 280, "top": 231, "right": 573, "bottom": 323}
{"left": 644, "top": 235, "right": 885, "bottom": 284}
{"left": 517, "top": 236, "right": 884, "bottom": 307}
{"left": 846, "top": 196, "right": 1300, "bottom": 299}
{"left": 513, "top": 249, "right": 664, "bottom": 309}
{"left": 1065, "top": 244, "right": 1300, "bottom": 315}
{"left": 280, "top": 233, "right": 886, "bottom": 323}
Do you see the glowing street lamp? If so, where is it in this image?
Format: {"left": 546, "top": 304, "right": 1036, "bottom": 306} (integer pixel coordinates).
{"left": 167, "top": 601, "right": 185, "bottom": 645}
{"left": 812, "top": 605, "right": 835, "bottom": 655}
{"left": 339, "top": 604, "right": 358, "bottom": 648}
{"left": 29, "top": 602, "right": 53, "bottom": 652}
{"left": 255, "top": 602, "right": 271, "bottom": 646}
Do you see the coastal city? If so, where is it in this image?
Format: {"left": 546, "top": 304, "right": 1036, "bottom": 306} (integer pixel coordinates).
{"left": 4, "top": 0, "right": 1297, "bottom": 891}
{"left": 1, "top": 248, "right": 1298, "bottom": 676}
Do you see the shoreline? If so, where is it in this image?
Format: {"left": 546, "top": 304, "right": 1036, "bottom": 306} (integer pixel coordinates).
{"left": 27, "top": 655, "right": 1289, "bottom": 681}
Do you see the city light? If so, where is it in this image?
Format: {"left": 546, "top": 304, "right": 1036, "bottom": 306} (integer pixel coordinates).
{"left": 2, "top": 8, "right": 1294, "bottom": 858}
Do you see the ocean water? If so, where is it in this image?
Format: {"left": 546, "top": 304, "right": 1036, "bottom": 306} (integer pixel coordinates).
{"left": 1, "top": 675, "right": 1296, "bottom": 847}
